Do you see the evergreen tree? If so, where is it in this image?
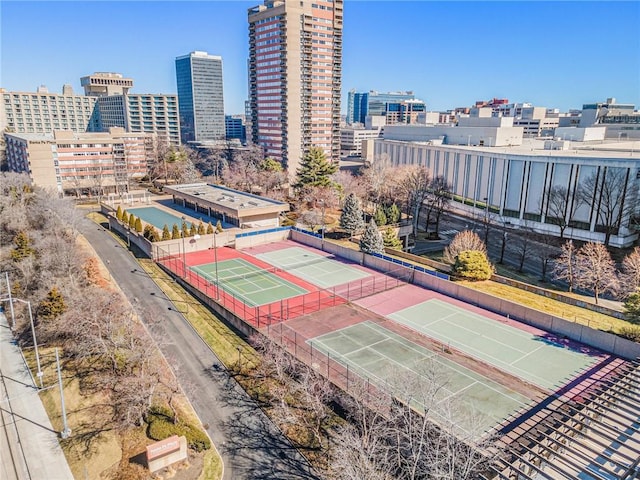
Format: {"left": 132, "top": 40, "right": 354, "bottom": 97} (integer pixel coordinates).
{"left": 182, "top": 221, "right": 190, "bottom": 238}
{"left": 162, "top": 225, "right": 171, "bottom": 241}
{"left": 38, "top": 286, "right": 67, "bottom": 321}
{"left": 382, "top": 227, "right": 403, "bottom": 250}
{"left": 116, "top": 205, "right": 123, "bottom": 221}
{"left": 216, "top": 220, "right": 223, "bottom": 233}
{"left": 129, "top": 214, "right": 136, "bottom": 229}
{"left": 135, "top": 217, "right": 143, "bottom": 233}
{"left": 172, "top": 224, "right": 181, "bottom": 240}
{"left": 143, "top": 224, "right": 154, "bottom": 239}
{"left": 453, "top": 250, "right": 493, "bottom": 281}
{"left": 624, "top": 290, "right": 640, "bottom": 324}
{"left": 206, "top": 222, "right": 214, "bottom": 235}
{"left": 373, "top": 206, "right": 387, "bottom": 226}
{"left": 340, "top": 193, "right": 365, "bottom": 238}
{"left": 360, "top": 219, "right": 384, "bottom": 254}
{"left": 189, "top": 224, "right": 197, "bottom": 237}
{"left": 386, "top": 203, "right": 401, "bottom": 224}
{"left": 122, "top": 211, "right": 129, "bottom": 226}
{"left": 147, "top": 227, "right": 160, "bottom": 242}
{"left": 11, "top": 231, "right": 36, "bottom": 261}
{"left": 293, "top": 146, "right": 338, "bottom": 189}
{"left": 197, "top": 221, "right": 206, "bottom": 235}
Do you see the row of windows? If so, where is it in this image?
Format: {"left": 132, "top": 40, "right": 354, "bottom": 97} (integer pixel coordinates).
{"left": 254, "top": 15, "right": 280, "bottom": 25}
{"left": 256, "top": 52, "right": 281, "bottom": 61}
{"left": 311, "top": 3, "right": 333, "bottom": 10}
{"left": 255, "top": 22, "right": 280, "bottom": 33}
{"left": 255, "top": 30, "right": 280, "bottom": 40}
{"left": 257, "top": 59, "right": 281, "bottom": 67}
{"left": 257, "top": 67, "right": 281, "bottom": 74}
{"left": 255, "top": 45, "right": 281, "bottom": 54}
{"left": 256, "top": 38, "right": 280, "bottom": 47}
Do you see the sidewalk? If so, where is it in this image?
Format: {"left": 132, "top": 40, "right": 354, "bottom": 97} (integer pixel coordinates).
{"left": 0, "top": 313, "right": 74, "bottom": 480}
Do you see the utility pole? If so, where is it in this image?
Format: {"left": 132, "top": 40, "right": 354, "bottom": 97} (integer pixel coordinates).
{"left": 55, "top": 349, "right": 71, "bottom": 438}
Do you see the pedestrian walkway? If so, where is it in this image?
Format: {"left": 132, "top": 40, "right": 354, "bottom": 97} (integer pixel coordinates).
{"left": 0, "top": 313, "right": 73, "bottom": 480}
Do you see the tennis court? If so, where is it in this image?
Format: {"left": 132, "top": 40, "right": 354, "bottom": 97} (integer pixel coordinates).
{"left": 387, "top": 298, "right": 600, "bottom": 391}
{"left": 255, "top": 246, "right": 370, "bottom": 289}
{"left": 190, "top": 258, "right": 309, "bottom": 307}
{"left": 309, "top": 321, "right": 531, "bottom": 434}
{"left": 127, "top": 206, "right": 192, "bottom": 230}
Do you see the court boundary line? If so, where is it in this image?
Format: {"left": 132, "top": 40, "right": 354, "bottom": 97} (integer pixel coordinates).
{"left": 311, "top": 322, "right": 530, "bottom": 408}
{"left": 388, "top": 298, "right": 600, "bottom": 389}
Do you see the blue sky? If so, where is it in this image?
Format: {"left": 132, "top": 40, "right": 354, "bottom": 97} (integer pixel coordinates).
{"left": 1, "top": 1, "right": 639, "bottom": 114}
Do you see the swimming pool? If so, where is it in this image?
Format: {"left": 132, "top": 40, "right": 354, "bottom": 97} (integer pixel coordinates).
{"left": 127, "top": 207, "right": 195, "bottom": 230}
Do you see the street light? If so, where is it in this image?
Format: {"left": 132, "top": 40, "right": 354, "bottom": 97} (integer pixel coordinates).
{"left": 14, "top": 298, "right": 43, "bottom": 388}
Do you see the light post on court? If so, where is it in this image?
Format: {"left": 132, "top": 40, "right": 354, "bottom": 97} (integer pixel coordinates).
{"left": 181, "top": 216, "right": 187, "bottom": 278}
{"left": 213, "top": 230, "right": 220, "bottom": 300}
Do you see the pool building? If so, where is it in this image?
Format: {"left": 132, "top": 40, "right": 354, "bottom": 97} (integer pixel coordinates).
{"left": 163, "top": 183, "right": 289, "bottom": 229}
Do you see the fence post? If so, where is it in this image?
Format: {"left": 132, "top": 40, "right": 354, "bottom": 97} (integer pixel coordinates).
{"left": 327, "top": 351, "right": 330, "bottom": 379}
{"left": 346, "top": 363, "right": 349, "bottom": 391}
{"left": 295, "top": 331, "right": 297, "bottom": 356}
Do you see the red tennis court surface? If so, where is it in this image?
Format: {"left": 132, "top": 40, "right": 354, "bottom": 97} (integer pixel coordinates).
{"left": 157, "top": 246, "right": 344, "bottom": 327}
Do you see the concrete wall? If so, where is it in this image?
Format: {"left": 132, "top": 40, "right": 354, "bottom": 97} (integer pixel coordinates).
{"left": 235, "top": 228, "right": 290, "bottom": 249}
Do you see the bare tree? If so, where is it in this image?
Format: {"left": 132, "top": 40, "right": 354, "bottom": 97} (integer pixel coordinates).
{"left": 544, "top": 184, "right": 585, "bottom": 239}
{"left": 530, "top": 234, "right": 557, "bottom": 282}
{"left": 423, "top": 175, "right": 452, "bottom": 236}
{"left": 508, "top": 226, "right": 536, "bottom": 273}
{"left": 443, "top": 230, "right": 487, "bottom": 265}
{"left": 575, "top": 242, "right": 618, "bottom": 304}
{"left": 397, "top": 165, "right": 432, "bottom": 236}
{"left": 552, "top": 240, "right": 578, "bottom": 292}
{"left": 620, "top": 246, "right": 640, "bottom": 298}
{"left": 582, "top": 168, "right": 639, "bottom": 246}
{"left": 331, "top": 170, "right": 367, "bottom": 205}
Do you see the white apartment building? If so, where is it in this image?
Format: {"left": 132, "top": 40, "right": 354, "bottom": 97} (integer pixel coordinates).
{"left": 1, "top": 85, "right": 99, "bottom": 134}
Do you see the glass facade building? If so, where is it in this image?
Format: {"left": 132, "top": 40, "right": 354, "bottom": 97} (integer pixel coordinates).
{"left": 175, "top": 51, "right": 225, "bottom": 144}
{"left": 346, "top": 90, "right": 416, "bottom": 124}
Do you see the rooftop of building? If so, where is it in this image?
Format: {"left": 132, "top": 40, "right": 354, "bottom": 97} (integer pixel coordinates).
{"left": 6, "top": 128, "right": 152, "bottom": 142}
{"left": 164, "top": 183, "right": 289, "bottom": 211}
{"left": 384, "top": 137, "right": 640, "bottom": 160}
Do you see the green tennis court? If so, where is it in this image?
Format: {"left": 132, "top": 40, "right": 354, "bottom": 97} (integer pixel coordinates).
{"left": 190, "top": 258, "right": 308, "bottom": 307}
{"left": 310, "top": 321, "right": 531, "bottom": 434}
{"left": 255, "top": 247, "right": 370, "bottom": 288}
{"left": 388, "top": 298, "right": 599, "bottom": 390}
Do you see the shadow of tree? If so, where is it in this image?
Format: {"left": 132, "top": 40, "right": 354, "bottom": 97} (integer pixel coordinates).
{"left": 212, "top": 370, "right": 322, "bottom": 480}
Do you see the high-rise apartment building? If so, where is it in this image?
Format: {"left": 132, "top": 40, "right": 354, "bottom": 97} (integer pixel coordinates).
{"left": 175, "top": 51, "right": 225, "bottom": 144}
{"left": 346, "top": 90, "right": 415, "bottom": 125}
{"left": 1, "top": 85, "right": 99, "bottom": 134}
{"left": 248, "top": 0, "right": 343, "bottom": 175}
{"left": 96, "top": 94, "right": 181, "bottom": 147}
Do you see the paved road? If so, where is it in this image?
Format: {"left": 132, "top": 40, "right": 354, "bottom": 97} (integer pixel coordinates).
{"left": 79, "top": 218, "right": 318, "bottom": 480}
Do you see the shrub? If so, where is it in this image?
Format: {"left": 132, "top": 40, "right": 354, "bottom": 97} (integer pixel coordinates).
{"left": 146, "top": 406, "right": 211, "bottom": 452}
{"left": 116, "top": 205, "right": 123, "bottom": 221}
{"left": 617, "top": 325, "right": 640, "bottom": 342}
{"left": 453, "top": 250, "right": 493, "bottom": 281}
{"left": 134, "top": 217, "right": 143, "bottom": 233}
{"left": 373, "top": 206, "right": 387, "bottom": 226}
{"left": 623, "top": 290, "right": 640, "bottom": 324}
{"left": 206, "top": 222, "right": 214, "bottom": 234}
{"left": 162, "top": 225, "right": 171, "bottom": 241}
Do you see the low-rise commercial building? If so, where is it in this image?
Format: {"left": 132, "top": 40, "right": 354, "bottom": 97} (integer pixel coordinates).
{"left": 163, "top": 183, "right": 289, "bottom": 228}
{"left": 370, "top": 137, "right": 640, "bottom": 247}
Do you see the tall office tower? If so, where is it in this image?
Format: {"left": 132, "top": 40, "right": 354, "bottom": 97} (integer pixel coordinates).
{"left": 175, "top": 51, "right": 225, "bottom": 144}
{"left": 346, "top": 90, "right": 415, "bottom": 125}
{"left": 248, "top": 0, "right": 343, "bottom": 176}
{"left": 81, "top": 72, "right": 133, "bottom": 97}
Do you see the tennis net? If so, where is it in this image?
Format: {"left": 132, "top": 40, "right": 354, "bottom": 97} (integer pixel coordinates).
{"left": 278, "top": 254, "right": 336, "bottom": 271}
{"left": 194, "top": 265, "right": 280, "bottom": 285}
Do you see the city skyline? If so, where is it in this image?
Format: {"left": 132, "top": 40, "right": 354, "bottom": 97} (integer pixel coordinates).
{"left": 1, "top": 1, "right": 639, "bottom": 115}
